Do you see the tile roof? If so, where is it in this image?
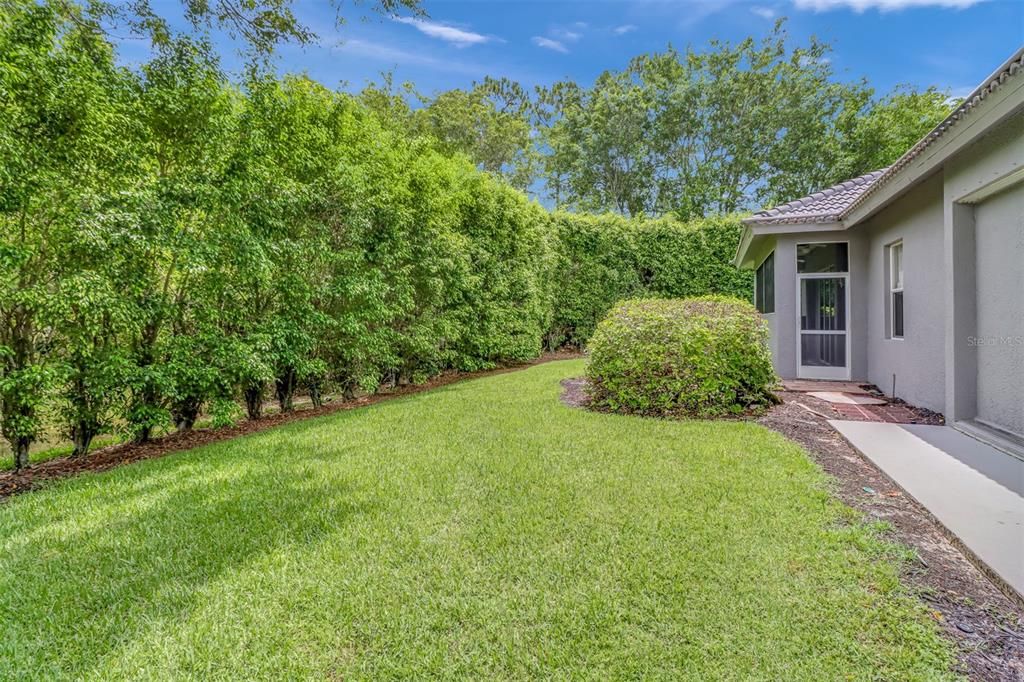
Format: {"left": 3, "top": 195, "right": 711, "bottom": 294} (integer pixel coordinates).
{"left": 745, "top": 46, "right": 1024, "bottom": 228}
{"left": 743, "top": 169, "right": 888, "bottom": 225}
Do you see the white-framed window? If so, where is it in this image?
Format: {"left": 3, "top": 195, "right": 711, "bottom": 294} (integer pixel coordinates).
{"left": 888, "top": 240, "right": 904, "bottom": 339}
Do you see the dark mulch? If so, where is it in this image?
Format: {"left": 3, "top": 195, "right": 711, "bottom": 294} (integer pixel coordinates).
{"left": 560, "top": 377, "right": 1024, "bottom": 680}
{"left": 762, "top": 391, "right": 1024, "bottom": 682}
{"left": 0, "top": 351, "right": 583, "bottom": 501}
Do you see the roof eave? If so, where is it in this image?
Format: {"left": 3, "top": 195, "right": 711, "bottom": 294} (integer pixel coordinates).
{"left": 734, "top": 219, "right": 845, "bottom": 268}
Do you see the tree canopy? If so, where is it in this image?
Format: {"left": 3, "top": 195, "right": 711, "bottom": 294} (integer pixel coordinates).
{"left": 367, "top": 21, "right": 954, "bottom": 217}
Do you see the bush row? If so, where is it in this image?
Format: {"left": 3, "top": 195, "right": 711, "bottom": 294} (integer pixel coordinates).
{"left": 0, "top": 3, "right": 750, "bottom": 468}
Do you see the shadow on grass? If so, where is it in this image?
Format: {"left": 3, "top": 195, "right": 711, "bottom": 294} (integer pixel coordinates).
{"left": 0, "top": 456, "right": 375, "bottom": 676}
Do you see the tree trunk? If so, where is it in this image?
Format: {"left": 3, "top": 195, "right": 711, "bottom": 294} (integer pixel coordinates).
{"left": 244, "top": 384, "right": 263, "bottom": 420}
{"left": 70, "top": 423, "right": 95, "bottom": 458}
{"left": 308, "top": 380, "right": 323, "bottom": 408}
{"left": 3, "top": 307, "right": 37, "bottom": 470}
{"left": 12, "top": 437, "right": 29, "bottom": 471}
{"left": 275, "top": 368, "right": 296, "bottom": 413}
{"left": 132, "top": 320, "right": 162, "bottom": 444}
{"left": 133, "top": 425, "right": 151, "bottom": 445}
{"left": 172, "top": 397, "right": 201, "bottom": 432}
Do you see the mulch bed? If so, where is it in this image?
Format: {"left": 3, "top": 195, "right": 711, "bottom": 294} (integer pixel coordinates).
{"left": 0, "top": 351, "right": 582, "bottom": 501}
{"left": 560, "top": 378, "right": 1024, "bottom": 681}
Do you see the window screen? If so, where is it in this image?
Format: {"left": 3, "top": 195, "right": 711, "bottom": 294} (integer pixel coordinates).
{"left": 797, "top": 243, "right": 848, "bottom": 273}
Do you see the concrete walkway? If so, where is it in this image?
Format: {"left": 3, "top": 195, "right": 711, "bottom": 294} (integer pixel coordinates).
{"left": 830, "top": 420, "right": 1024, "bottom": 599}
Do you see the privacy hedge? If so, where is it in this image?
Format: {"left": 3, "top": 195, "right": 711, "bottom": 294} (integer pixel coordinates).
{"left": 548, "top": 213, "right": 752, "bottom": 348}
{"left": 0, "top": 1, "right": 750, "bottom": 468}
{"left": 586, "top": 297, "right": 778, "bottom": 417}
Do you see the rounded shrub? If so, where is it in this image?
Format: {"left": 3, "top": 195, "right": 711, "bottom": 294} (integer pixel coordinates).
{"left": 586, "top": 296, "right": 778, "bottom": 417}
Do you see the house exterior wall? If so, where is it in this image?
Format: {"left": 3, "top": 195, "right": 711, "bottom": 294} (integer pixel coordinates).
{"left": 943, "top": 112, "right": 1024, "bottom": 429}
{"left": 751, "top": 101, "right": 1022, "bottom": 430}
{"left": 748, "top": 239, "right": 782, "bottom": 375}
{"left": 764, "top": 312, "right": 780, "bottom": 373}
{"left": 973, "top": 184, "right": 1024, "bottom": 438}
{"left": 860, "top": 174, "right": 947, "bottom": 413}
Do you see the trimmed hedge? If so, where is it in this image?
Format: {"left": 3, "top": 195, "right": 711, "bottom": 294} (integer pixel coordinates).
{"left": 586, "top": 296, "right": 778, "bottom": 417}
{"left": 0, "top": 0, "right": 757, "bottom": 467}
{"left": 548, "top": 213, "right": 753, "bottom": 348}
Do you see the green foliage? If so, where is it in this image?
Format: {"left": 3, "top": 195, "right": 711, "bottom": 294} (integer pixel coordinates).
{"left": 5, "top": 0, "right": 941, "bottom": 469}
{"left": 549, "top": 213, "right": 753, "bottom": 347}
{"left": 0, "top": 3, "right": 569, "bottom": 467}
{"left": 836, "top": 86, "right": 955, "bottom": 180}
{"left": 360, "top": 75, "right": 538, "bottom": 191}
{"left": 108, "top": 0, "right": 423, "bottom": 57}
{"left": 587, "top": 297, "right": 778, "bottom": 417}
{"left": 0, "top": 0, "right": 136, "bottom": 465}
{"left": 537, "top": 24, "right": 880, "bottom": 217}
{"left": 365, "top": 20, "right": 951, "bottom": 217}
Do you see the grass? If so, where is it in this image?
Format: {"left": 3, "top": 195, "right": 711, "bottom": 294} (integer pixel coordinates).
{"left": 0, "top": 360, "right": 956, "bottom": 680}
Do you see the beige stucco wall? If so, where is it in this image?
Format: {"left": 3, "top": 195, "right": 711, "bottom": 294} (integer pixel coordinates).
{"left": 860, "top": 174, "right": 947, "bottom": 413}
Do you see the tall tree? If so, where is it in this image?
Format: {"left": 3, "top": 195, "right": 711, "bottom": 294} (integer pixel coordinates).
{"left": 361, "top": 76, "right": 538, "bottom": 191}
{"left": 121, "top": 37, "right": 239, "bottom": 442}
{"left": 838, "top": 86, "right": 955, "bottom": 179}
{"left": 535, "top": 21, "right": 953, "bottom": 217}
{"left": 0, "top": 0, "right": 131, "bottom": 468}
{"left": 90, "top": 0, "right": 425, "bottom": 57}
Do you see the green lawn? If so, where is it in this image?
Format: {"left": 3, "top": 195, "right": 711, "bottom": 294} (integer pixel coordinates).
{"left": 0, "top": 360, "right": 955, "bottom": 680}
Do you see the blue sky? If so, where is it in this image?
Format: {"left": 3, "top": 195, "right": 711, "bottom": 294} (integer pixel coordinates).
{"left": 128, "top": 0, "right": 1023, "bottom": 99}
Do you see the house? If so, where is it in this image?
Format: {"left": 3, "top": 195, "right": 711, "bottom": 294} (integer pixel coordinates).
{"left": 735, "top": 47, "right": 1024, "bottom": 447}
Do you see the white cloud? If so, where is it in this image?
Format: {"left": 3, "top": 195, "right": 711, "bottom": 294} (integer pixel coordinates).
{"left": 392, "top": 17, "right": 493, "bottom": 47}
{"left": 678, "top": 0, "right": 738, "bottom": 27}
{"left": 751, "top": 6, "right": 777, "bottom": 18}
{"left": 333, "top": 39, "right": 487, "bottom": 74}
{"left": 793, "top": 0, "right": 984, "bottom": 11}
{"left": 613, "top": 24, "right": 638, "bottom": 35}
{"left": 532, "top": 36, "right": 569, "bottom": 53}
{"left": 552, "top": 28, "right": 583, "bottom": 42}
